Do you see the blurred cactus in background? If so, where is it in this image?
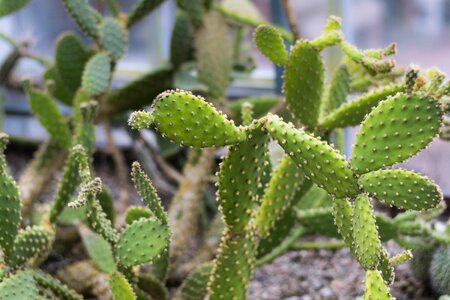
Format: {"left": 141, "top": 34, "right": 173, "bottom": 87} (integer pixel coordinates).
{"left": 0, "top": 0, "right": 450, "bottom": 299}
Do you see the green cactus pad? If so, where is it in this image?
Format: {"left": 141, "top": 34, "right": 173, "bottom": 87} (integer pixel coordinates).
{"left": 321, "top": 65, "right": 350, "bottom": 117}
{"left": 0, "top": 270, "right": 41, "bottom": 300}
{"left": 255, "top": 155, "right": 305, "bottom": 237}
{"left": 364, "top": 269, "right": 393, "bottom": 300}
{"left": 43, "top": 66, "right": 74, "bottom": 106}
{"left": 49, "top": 145, "right": 86, "bottom": 223}
{"left": 79, "top": 225, "right": 116, "bottom": 273}
{"left": 74, "top": 101, "right": 98, "bottom": 156}
{"left": 353, "top": 194, "right": 382, "bottom": 270}
{"left": 127, "top": 0, "right": 165, "bottom": 28}
{"left": 240, "top": 102, "right": 254, "bottom": 126}
{"left": 106, "top": 68, "right": 174, "bottom": 113}
{"left": 25, "top": 86, "right": 71, "bottom": 147}
{"left": 177, "top": 263, "right": 212, "bottom": 300}
{"left": 341, "top": 41, "right": 395, "bottom": 75}
{"left": 228, "top": 96, "right": 279, "bottom": 124}
{"left": 265, "top": 114, "right": 359, "bottom": 198}
{"left": 0, "top": 134, "right": 21, "bottom": 258}
{"left": 33, "top": 270, "right": 82, "bottom": 300}
{"left": 351, "top": 92, "right": 442, "bottom": 174}
{"left": 254, "top": 25, "right": 288, "bottom": 66}
{"left": 99, "top": 18, "right": 128, "bottom": 61}
{"left": 151, "top": 90, "right": 246, "bottom": 147}
{"left": 176, "top": 0, "right": 204, "bottom": 26}
{"left": 297, "top": 207, "right": 340, "bottom": 238}
{"left": 125, "top": 206, "right": 154, "bottom": 225}
{"left": 170, "top": 12, "right": 194, "bottom": 69}
{"left": 0, "top": 0, "right": 31, "bottom": 17}
{"left": 109, "top": 272, "right": 136, "bottom": 300}
{"left": 332, "top": 198, "right": 354, "bottom": 249}
{"left": 284, "top": 40, "right": 324, "bottom": 129}
{"left": 55, "top": 32, "right": 88, "bottom": 93}
{"left": 320, "top": 84, "right": 404, "bottom": 131}
{"left": 61, "top": 0, "right": 101, "bottom": 38}
{"left": 430, "top": 246, "right": 450, "bottom": 294}
{"left": 377, "top": 247, "right": 395, "bottom": 285}
{"left": 136, "top": 273, "right": 169, "bottom": 300}
{"left": 82, "top": 52, "right": 111, "bottom": 96}
{"left": 131, "top": 161, "right": 167, "bottom": 224}
{"left": 8, "top": 226, "right": 54, "bottom": 268}
{"left": 86, "top": 194, "right": 119, "bottom": 245}
{"left": 194, "top": 11, "right": 232, "bottom": 99}
{"left": 115, "top": 217, "right": 170, "bottom": 267}
{"left": 208, "top": 228, "right": 257, "bottom": 300}
{"left": 359, "top": 169, "right": 442, "bottom": 210}
{"left": 217, "top": 122, "right": 269, "bottom": 232}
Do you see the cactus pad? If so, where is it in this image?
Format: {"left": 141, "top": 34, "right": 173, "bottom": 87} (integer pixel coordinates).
{"left": 364, "top": 269, "right": 393, "bottom": 300}
{"left": 61, "top": 0, "right": 100, "bottom": 38}
{"left": 430, "top": 246, "right": 450, "bottom": 294}
{"left": 255, "top": 155, "right": 304, "bottom": 237}
{"left": 351, "top": 92, "right": 442, "bottom": 174}
{"left": 353, "top": 194, "right": 382, "bottom": 270}
{"left": 82, "top": 52, "right": 111, "bottom": 96}
{"left": 55, "top": 32, "right": 88, "bottom": 93}
{"left": 377, "top": 247, "right": 395, "bottom": 285}
{"left": 0, "top": 270, "right": 41, "bottom": 300}
{"left": 125, "top": 206, "right": 154, "bottom": 225}
{"left": 170, "top": 12, "right": 194, "bottom": 69}
{"left": 320, "top": 84, "right": 404, "bottom": 131}
{"left": 151, "top": 90, "right": 246, "bottom": 147}
{"left": 33, "top": 270, "right": 82, "bottom": 300}
{"left": 332, "top": 198, "right": 355, "bottom": 249}
{"left": 254, "top": 25, "right": 288, "bottom": 66}
{"left": 178, "top": 263, "right": 212, "bottom": 300}
{"left": 99, "top": 18, "right": 128, "bottom": 61}
{"left": 217, "top": 122, "right": 269, "bottom": 232}
{"left": 359, "top": 169, "right": 442, "bottom": 210}
{"left": 321, "top": 64, "right": 350, "bottom": 117}
{"left": 79, "top": 225, "right": 116, "bottom": 273}
{"left": 26, "top": 87, "right": 71, "bottom": 147}
{"left": 8, "top": 226, "right": 54, "bottom": 268}
{"left": 0, "top": 134, "right": 21, "bottom": 257}
{"left": 265, "top": 114, "right": 359, "bottom": 198}
{"left": 115, "top": 217, "right": 170, "bottom": 267}
{"left": 131, "top": 161, "right": 167, "bottom": 224}
{"left": 208, "top": 228, "right": 257, "bottom": 300}
{"left": 297, "top": 207, "right": 340, "bottom": 238}
{"left": 284, "top": 40, "right": 324, "bottom": 129}
{"left": 127, "top": 0, "right": 165, "bottom": 28}
{"left": 109, "top": 272, "right": 136, "bottom": 300}
{"left": 194, "top": 11, "right": 232, "bottom": 99}
{"left": 0, "top": 0, "right": 31, "bottom": 17}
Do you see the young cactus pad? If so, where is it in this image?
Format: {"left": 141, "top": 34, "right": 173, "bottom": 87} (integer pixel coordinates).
{"left": 358, "top": 169, "right": 442, "bottom": 210}
{"left": 284, "top": 40, "right": 324, "bottom": 129}
{"left": 265, "top": 114, "right": 359, "bottom": 198}
{"left": 136, "top": 90, "right": 246, "bottom": 147}
{"left": 115, "top": 217, "right": 170, "bottom": 267}
{"left": 364, "top": 269, "right": 393, "bottom": 300}
{"left": 351, "top": 92, "right": 442, "bottom": 174}
{"left": 254, "top": 25, "right": 289, "bottom": 66}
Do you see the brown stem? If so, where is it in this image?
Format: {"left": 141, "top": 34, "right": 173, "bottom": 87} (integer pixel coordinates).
{"left": 281, "top": 0, "right": 300, "bottom": 41}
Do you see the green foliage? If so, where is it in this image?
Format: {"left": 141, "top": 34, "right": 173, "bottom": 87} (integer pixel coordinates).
{"left": 0, "top": 270, "right": 41, "bottom": 300}
{"left": 79, "top": 225, "right": 116, "bottom": 273}
{"left": 55, "top": 32, "right": 88, "bottom": 93}
{"left": 127, "top": 0, "right": 165, "bottom": 28}
{"left": 364, "top": 269, "right": 393, "bottom": 300}
{"left": 25, "top": 83, "right": 71, "bottom": 147}
{"left": 115, "top": 217, "right": 170, "bottom": 267}
{"left": 99, "top": 18, "right": 128, "bottom": 60}
{"left": 254, "top": 25, "right": 289, "bottom": 66}
{"left": 170, "top": 12, "right": 194, "bottom": 69}
{"left": 61, "top": 0, "right": 101, "bottom": 39}
{"left": 0, "top": 134, "right": 21, "bottom": 258}
{"left": 33, "top": 270, "right": 82, "bottom": 300}
{"left": 177, "top": 263, "right": 212, "bottom": 300}
{"left": 353, "top": 194, "right": 381, "bottom": 270}
{"left": 82, "top": 52, "right": 111, "bottom": 96}
{"left": 284, "top": 40, "right": 324, "bottom": 129}
{"left": 430, "top": 247, "right": 450, "bottom": 294}
{"left": 109, "top": 272, "right": 136, "bottom": 300}
{"left": 351, "top": 92, "right": 442, "bottom": 174}
{"left": 359, "top": 169, "right": 442, "bottom": 210}
{"left": 0, "top": 0, "right": 30, "bottom": 17}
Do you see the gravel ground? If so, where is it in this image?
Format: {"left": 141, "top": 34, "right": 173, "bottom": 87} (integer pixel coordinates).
{"left": 248, "top": 242, "right": 432, "bottom": 300}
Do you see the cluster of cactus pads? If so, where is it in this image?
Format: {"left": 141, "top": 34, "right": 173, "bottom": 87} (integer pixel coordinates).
{"left": 1, "top": 0, "right": 450, "bottom": 299}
